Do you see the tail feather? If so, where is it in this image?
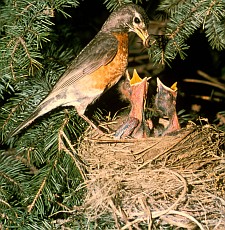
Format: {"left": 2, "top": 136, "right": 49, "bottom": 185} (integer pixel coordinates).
{"left": 9, "top": 107, "right": 42, "bottom": 137}
{"left": 9, "top": 96, "right": 59, "bottom": 138}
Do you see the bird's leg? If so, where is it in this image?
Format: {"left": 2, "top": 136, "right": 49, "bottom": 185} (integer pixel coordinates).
{"left": 80, "top": 114, "right": 104, "bottom": 134}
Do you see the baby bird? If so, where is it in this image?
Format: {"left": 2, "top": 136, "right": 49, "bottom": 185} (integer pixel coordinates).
{"left": 115, "top": 69, "right": 149, "bottom": 139}
{"left": 154, "top": 78, "right": 180, "bottom": 136}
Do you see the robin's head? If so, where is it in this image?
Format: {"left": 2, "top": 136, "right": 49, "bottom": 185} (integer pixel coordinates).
{"left": 102, "top": 3, "right": 150, "bottom": 47}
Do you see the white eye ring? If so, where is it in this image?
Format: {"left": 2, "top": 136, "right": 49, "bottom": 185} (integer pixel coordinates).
{"left": 134, "top": 17, "right": 141, "bottom": 24}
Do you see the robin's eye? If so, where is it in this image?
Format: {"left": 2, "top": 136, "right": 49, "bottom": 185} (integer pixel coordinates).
{"left": 134, "top": 17, "right": 141, "bottom": 24}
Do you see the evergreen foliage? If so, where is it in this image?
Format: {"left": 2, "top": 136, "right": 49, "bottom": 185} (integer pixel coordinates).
{"left": 148, "top": 0, "right": 225, "bottom": 64}
{"left": 0, "top": 0, "right": 224, "bottom": 228}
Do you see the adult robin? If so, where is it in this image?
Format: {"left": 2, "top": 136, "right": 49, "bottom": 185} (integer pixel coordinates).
{"left": 9, "top": 3, "right": 150, "bottom": 137}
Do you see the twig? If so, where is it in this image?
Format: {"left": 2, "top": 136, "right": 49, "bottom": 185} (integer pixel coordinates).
{"left": 138, "top": 196, "right": 152, "bottom": 230}
{"left": 121, "top": 169, "right": 188, "bottom": 230}
{"left": 191, "top": 95, "right": 223, "bottom": 102}
{"left": 134, "top": 141, "right": 161, "bottom": 161}
{"left": 138, "top": 128, "right": 196, "bottom": 170}
{"left": 87, "top": 137, "right": 157, "bottom": 143}
{"left": 206, "top": 192, "right": 225, "bottom": 206}
{"left": 0, "top": 198, "right": 11, "bottom": 208}
{"left": 108, "top": 199, "right": 128, "bottom": 230}
{"left": 27, "top": 177, "right": 47, "bottom": 213}
{"left": 49, "top": 206, "right": 82, "bottom": 218}
{"left": 150, "top": 169, "right": 188, "bottom": 218}
{"left": 60, "top": 131, "right": 87, "bottom": 180}
{"left": 160, "top": 214, "right": 197, "bottom": 229}
{"left": 183, "top": 79, "right": 225, "bottom": 91}
{"left": 58, "top": 115, "right": 87, "bottom": 180}
{"left": 197, "top": 70, "right": 221, "bottom": 84}
{"left": 164, "top": 210, "right": 205, "bottom": 230}
{"left": 128, "top": 54, "right": 149, "bottom": 62}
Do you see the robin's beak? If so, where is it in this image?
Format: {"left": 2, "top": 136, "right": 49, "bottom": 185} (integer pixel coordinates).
{"left": 134, "top": 27, "right": 150, "bottom": 48}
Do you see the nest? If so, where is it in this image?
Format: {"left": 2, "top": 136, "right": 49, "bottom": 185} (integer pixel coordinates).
{"left": 77, "top": 123, "right": 225, "bottom": 229}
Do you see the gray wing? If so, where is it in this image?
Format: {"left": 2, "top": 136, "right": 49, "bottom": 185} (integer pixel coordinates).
{"left": 52, "top": 33, "right": 119, "bottom": 91}
{"left": 8, "top": 34, "right": 119, "bottom": 137}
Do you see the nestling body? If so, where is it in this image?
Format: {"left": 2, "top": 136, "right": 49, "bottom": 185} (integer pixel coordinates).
{"left": 115, "top": 70, "right": 150, "bottom": 139}
{"left": 154, "top": 78, "right": 180, "bottom": 136}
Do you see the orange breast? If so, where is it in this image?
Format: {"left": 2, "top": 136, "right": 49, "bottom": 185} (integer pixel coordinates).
{"left": 81, "top": 33, "right": 129, "bottom": 91}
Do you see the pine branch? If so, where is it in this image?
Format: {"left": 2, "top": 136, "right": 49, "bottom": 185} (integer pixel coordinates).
{"left": 0, "top": 1, "right": 85, "bottom": 227}
{"left": 103, "top": 0, "right": 133, "bottom": 11}
{"left": 204, "top": 0, "right": 225, "bottom": 50}
{"left": 150, "top": 0, "right": 225, "bottom": 64}
{"left": 0, "top": 0, "right": 79, "bottom": 100}
{"left": 0, "top": 153, "right": 31, "bottom": 220}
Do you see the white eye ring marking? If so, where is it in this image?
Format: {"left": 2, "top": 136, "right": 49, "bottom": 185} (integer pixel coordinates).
{"left": 134, "top": 16, "right": 141, "bottom": 24}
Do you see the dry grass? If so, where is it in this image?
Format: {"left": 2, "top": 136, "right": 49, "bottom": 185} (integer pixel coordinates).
{"left": 76, "top": 123, "right": 225, "bottom": 229}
